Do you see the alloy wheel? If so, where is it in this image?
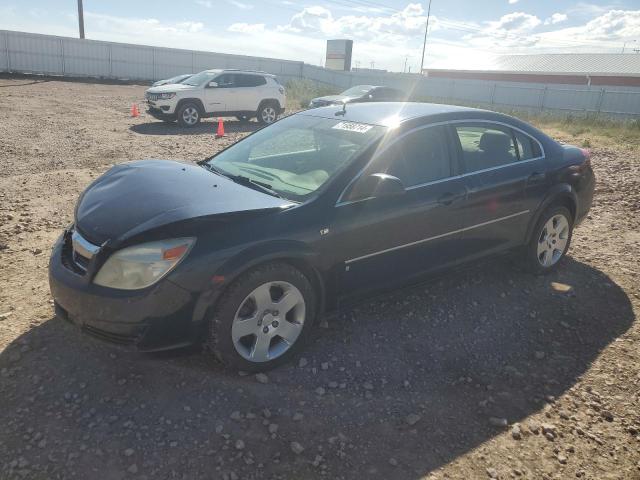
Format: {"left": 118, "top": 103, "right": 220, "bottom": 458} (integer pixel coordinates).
{"left": 261, "top": 106, "right": 277, "bottom": 124}
{"left": 537, "top": 214, "right": 569, "bottom": 267}
{"left": 181, "top": 106, "right": 199, "bottom": 126}
{"left": 231, "top": 281, "right": 305, "bottom": 362}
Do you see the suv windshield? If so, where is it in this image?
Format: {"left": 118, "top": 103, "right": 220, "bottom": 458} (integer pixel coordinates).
{"left": 341, "top": 85, "right": 374, "bottom": 96}
{"left": 182, "top": 71, "right": 218, "bottom": 86}
{"left": 204, "top": 115, "right": 385, "bottom": 201}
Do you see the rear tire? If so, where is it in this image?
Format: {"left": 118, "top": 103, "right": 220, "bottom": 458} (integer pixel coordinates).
{"left": 177, "top": 102, "right": 201, "bottom": 128}
{"left": 257, "top": 102, "right": 279, "bottom": 125}
{"left": 523, "top": 205, "right": 573, "bottom": 274}
{"left": 208, "top": 262, "right": 317, "bottom": 372}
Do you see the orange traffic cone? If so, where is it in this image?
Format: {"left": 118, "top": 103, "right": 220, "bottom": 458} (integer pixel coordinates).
{"left": 131, "top": 103, "right": 139, "bottom": 118}
{"left": 215, "top": 117, "right": 225, "bottom": 137}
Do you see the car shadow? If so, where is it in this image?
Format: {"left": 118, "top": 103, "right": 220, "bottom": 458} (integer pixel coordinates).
{"left": 0, "top": 256, "right": 634, "bottom": 479}
{"left": 130, "top": 120, "right": 261, "bottom": 136}
{"left": 0, "top": 79, "right": 52, "bottom": 88}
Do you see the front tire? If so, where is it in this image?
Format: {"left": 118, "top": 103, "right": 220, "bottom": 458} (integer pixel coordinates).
{"left": 524, "top": 205, "right": 573, "bottom": 274}
{"left": 177, "top": 103, "right": 201, "bottom": 128}
{"left": 257, "top": 102, "right": 279, "bottom": 125}
{"left": 208, "top": 263, "right": 317, "bottom": 372}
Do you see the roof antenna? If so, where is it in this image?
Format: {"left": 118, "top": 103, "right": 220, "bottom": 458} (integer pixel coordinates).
{"left": 335, "top": 100, "right": 347, "bottom": 116}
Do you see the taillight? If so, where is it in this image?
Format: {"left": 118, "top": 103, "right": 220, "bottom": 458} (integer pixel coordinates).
{"left": 580, "top": 148, "right": 591, "bottom": 161}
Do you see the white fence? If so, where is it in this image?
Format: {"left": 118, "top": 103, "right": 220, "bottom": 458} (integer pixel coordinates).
{"left": 2, "top": 30, "right": 640, "bottom": 117}
{"left": 0, "top": 30, "right": 303, "bottom": 83}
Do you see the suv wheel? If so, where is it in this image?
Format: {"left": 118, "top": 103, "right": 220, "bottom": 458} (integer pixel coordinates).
{"left": 258, "top": 103, "right": 278, "bottom": 125}
{"left": 208, "top": 262, "right": 316, "bottom": 372}
{"left": 177, "top": 103, "right": 201, "bottom": 128}
{"left": 236, "top": 115, "right": 251, "bottom": 123}
{"left": 524, "top": 205, "right": 573, "bottom": 274}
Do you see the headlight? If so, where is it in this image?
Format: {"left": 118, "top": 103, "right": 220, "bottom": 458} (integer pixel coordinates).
{"left": 94, "top": 238, "right": 195, "bottom": 290}
{"left": 158, "top": 92, "right": 176, "bottom": 100}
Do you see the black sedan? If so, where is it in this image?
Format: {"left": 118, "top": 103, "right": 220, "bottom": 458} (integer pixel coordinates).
{"left": 49, "top": 102, "right": 595, "bottom": 371}
{"left": 308, "top": 84, "right": 407, "bottom": 108}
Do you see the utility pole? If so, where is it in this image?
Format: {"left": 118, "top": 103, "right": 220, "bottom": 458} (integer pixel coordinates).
{"left": 403, "top": 56, "right": 408, "bottom": 73}
{"left": 77, "top": 0, "right": 85, "bottom": 39}
{"left": 419, "top": 0, "right": 432, "bottom": 74}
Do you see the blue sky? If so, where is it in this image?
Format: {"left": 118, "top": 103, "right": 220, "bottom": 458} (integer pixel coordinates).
{"left": 1, "top": 1, "right": 639, "bottom": 71}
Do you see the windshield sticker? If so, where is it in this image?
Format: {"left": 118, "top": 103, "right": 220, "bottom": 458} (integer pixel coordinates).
{"left": 332, "top": 121, "right": 373, "bottom": 133}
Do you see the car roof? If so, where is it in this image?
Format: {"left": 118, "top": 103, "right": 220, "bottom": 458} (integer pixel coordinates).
{"left": 299, "top": 102, "right": 491, "bottom": 127}
{"left": 203, "top": 69, "right": 275, "bottom": 77}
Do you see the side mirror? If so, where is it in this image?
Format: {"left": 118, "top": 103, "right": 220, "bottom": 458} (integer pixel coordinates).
{"left": 352, "top": 173, "right": 405, "bottom": 201}
{"left": 208, "top": 81, "right": 218, "bottom": 88}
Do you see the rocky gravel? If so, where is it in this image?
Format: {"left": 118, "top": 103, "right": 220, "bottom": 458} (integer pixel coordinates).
{"left": 0, "top": 77, "right": 639, "bottom": 479}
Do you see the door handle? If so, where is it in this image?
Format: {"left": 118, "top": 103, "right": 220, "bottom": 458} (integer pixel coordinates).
{"left": 527, "top": 172, "right": 546, "bottom": 184}
{"left": 437, "top": 191, "right": 465, "bottom": 206}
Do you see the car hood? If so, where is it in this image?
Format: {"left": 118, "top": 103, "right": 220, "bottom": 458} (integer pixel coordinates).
{"left": 75, "top": 160, "right": 294, "bottom": 245}
{"left": 146, "top": 83, "right": 197, "bottom": 94}
{"left": 151, "top": 80, "right": 174, "bottom": 86}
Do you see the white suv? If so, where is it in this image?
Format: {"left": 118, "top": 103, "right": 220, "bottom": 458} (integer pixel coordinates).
{"left": 145, "top": 69, "right": 286, "bottom": 127}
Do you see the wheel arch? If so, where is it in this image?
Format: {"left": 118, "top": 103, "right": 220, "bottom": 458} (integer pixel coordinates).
{"left": 191, "top": 241, "right": 327, "bottom": 330}
{"left": 526, "top": 184, "right": 577, "bottom": 244}
{"left": 176, "top": 98, "right": 205, "bottom": 115}
{"left": 257, "top": 98, "right": 282, "bottom": 111}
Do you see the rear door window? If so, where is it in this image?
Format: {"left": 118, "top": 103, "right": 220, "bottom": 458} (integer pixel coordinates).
{"left": 454, "top": 124, "right": 518, "bottom": 173}
{"left": 236, "top": 74, "right": 267, "bottom": 87}
{"left": 514, "top": 131, "right": 542, "bottom": 160}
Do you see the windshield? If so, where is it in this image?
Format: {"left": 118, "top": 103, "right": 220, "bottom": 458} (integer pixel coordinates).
{"left": 182, "top": 71, "right": 218, "bottom": 86}
{"left": 341, "top": 85, "right": 374, "bottom": 97}
{"left": 163, "top": 74, "right": 190, "bottom": 84}
{"left": 204, "top": 115, "right": 385, "bottom": 201}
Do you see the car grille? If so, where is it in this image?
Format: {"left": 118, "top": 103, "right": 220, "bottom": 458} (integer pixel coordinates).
{"left": 61, "top": 234, "right": 87, "bottom": 275}
{"left": 62, "top": 229, "right": 100, "bottom": 275}
{"left": 146, "top": 92, "right": 161, "bottom": 101}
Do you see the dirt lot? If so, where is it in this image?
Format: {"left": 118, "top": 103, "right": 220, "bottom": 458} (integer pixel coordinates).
{"left": 1, "top": 77, "right": 639, "bottom": 480}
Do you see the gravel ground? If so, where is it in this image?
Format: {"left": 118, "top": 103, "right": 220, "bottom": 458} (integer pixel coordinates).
{"left": 0, "top": 77, "right": 639, "bottom": 480}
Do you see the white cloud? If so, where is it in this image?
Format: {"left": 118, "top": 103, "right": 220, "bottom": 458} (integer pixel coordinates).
{"left": 196, "top": 0, "right": 251, "bottom": 10}
{"left": 577, "top": 9, "right": 640, "bottom": 39}
{"left": 544, "top": 13, "right": 568, "bottom": 25}
{"left": 508, "top": 0, "right": 519, "bottom": 4}
{"left": 228, "top": 22, "right": 265, "bottom": 34}
{"left": 486, "top": 12, "right": 542, "bottom": 33}
{"left": 229, "top": 0, "right": 253, "bottom": 9}
{"left": 277, "top": 3, "right": 438, "bottom": 39}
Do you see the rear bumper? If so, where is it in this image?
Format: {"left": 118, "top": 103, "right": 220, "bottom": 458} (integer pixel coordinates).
{"left": 49, "top": 232, "right": 203, "bottom": 351}
{"left": 575, "top": 168, "right": 596, "bottom": 226}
